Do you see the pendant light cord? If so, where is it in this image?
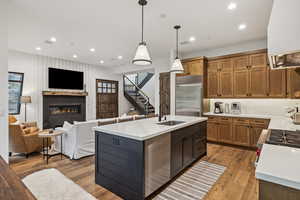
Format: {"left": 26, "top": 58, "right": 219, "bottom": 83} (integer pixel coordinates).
{"left": 176, "top": 28, "right": 179, "bottom": 59}
{"left": 141, "top": 5, "right": 144, "bottom": 43}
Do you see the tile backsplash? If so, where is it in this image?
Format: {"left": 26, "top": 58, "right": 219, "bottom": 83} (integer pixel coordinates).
{"left": 209, "top": 99, "right": 300, "bottom": 116}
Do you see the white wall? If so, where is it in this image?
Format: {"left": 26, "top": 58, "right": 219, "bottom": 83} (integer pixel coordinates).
{"left": 8, "top": 50, "right": 131, "bottom": 128}
{"left": 209, "top": 99, "right": 300, "bottom": 117}
{"left": 0, "top": 0, "right": 8, "bottom": 162}
{"left": 268, "top": 0, "right": 300, "bottom": 55}
{"left": 182, "top": 38, "right": 267, "bottom": 59}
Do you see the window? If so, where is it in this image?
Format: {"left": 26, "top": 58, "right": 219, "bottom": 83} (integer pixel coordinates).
{"left": 8, "top": 72, "right": 24, "bottom": 115}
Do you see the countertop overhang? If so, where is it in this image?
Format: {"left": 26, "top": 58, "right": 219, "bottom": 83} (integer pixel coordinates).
{"left": 93, "top": 115, "right": 207, "bottom": 141}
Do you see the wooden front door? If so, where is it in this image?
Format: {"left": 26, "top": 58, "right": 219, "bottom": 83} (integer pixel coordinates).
{"left": 96, "top": 79, "right": 118, "bottom": 119}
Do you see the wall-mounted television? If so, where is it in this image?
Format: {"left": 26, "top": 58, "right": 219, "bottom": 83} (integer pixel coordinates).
{"left": 48, "top": 68, "right": 84, "bottom": 90}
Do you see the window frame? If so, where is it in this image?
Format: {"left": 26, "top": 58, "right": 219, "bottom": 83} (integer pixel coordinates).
{"left": 8, "top": 72, "right": 24, "bottom": 115}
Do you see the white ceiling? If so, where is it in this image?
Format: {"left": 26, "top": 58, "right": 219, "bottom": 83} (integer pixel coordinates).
{"left": 8, "top": 0, "right": 273, "bottom": 67}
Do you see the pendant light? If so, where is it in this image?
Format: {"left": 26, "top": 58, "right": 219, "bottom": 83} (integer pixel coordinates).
{"left": 132, "top": 0, "right": 152, "bottom": 66}
{"left": 170, "top": 25, "right": 184, "bottom": 72}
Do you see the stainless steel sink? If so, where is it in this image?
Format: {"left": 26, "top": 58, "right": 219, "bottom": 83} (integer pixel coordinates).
{"left": 157, "top": 120, "right": 185, "bottom": 126}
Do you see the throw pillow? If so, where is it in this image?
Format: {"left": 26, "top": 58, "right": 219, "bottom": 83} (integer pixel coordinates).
{"left": 8, "top": 115, "right": 17, "bottom": 123}
{"left": 23, "top": 128, "right": 31, "bottom": 134}
{"left": 63, "top": 121, "right": 73, "bottom": 131}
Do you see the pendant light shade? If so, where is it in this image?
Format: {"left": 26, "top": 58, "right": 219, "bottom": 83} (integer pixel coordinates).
{"left": 170, "top": 25, "right": 184, "bottom": 72}
{"left": 171, "top": 58, "right": 184, "bottom": 72}
{"left": 132, "top": 0, "right": 152, "bottom": 66}
{"left": 133, "top": 42, "right": 152, "bottom": 65}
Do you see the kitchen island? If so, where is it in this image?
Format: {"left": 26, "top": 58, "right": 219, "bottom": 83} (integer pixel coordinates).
{"left": 93, "top": 115, "right": 207, "bottom": 200}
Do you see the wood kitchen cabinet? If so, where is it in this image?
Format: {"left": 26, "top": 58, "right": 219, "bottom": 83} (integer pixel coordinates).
{"left": 207, "top": 59, "right": 233, "bottom": 98}
{"left": 207, "top": 116, "right": 269, "bottom": 148}
{"left": 249, "top": 119, "right": 270, "bottom": 147}
{"left": 287, "top": 68, "right": 300, "bottom": 98}
{"left": 207, "top": 117, "right": 219, "bottom": 141}
{"left": 268, "top": 68, "right": 287, "bottom": 97}
{"left": 207, "top": 61, "right": 219, "bottom": 98}
{"left": 219, "top": 59, "right": 234, "bottom": 97}
{"left": 233, "top": 53, "right": 268, "bottom": 97}
{"left": 205, "top": 49, "right": 295, "bottom": 99}
{"left": 181, "top": 57, "right": 206, "bottom": 75}
{"left": 207, "top": 117, "right": 232, "bottom": 143}
{"left": 218, "top": 118, "right": 233, "bottom": 143}
{"left": 232, "top": 118, "right": 251, "bottom": 146}
{"left": 248, "top": 53, "right": 268, "bottom": 97}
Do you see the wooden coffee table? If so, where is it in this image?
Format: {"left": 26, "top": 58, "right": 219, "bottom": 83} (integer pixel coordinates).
{"left": 38, "top": 130, "right": 66, "bottom": 164}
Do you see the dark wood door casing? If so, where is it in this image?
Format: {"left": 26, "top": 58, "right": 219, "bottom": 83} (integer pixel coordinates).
{"left": 96, "top": 79, "right": 119, "bottom": 119}
{"left": 159, "top": 72, "right": 170, "bottom": 116}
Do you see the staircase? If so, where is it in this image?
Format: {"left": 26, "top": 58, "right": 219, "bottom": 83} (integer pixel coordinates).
{"left": 123, "top": 74, "right": 155, "bottom": 115}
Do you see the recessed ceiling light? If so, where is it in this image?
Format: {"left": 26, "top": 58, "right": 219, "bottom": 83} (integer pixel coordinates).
{"left": 118, "top": 56, "right": 123, "bottom": 60}
{"left": 238, "top": 23, "right": 247, "bottom": 30}
{"left": 189, "top": 36, "right": 196, "bottom": 42}
{"left": 73, "top": 54, "right": 78, "bottom": 58}
{"left": 35, "top": 47, "right": 41, "bottom": 51}
{"left": 227, "top": 2, "right": 237, "bottom": 10}
{"left": 100, "top": 60, "right": 104, "bottom": 64}
{"left": 90, "top": 48, "right": 95, "bottom": 52}
{"left": 50, "top": 37, "right": 57, "bottom": 43}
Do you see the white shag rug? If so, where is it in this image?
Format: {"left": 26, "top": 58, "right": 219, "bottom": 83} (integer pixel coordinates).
{"left": 22, "top": 168, "right": 97, "bottom": 200}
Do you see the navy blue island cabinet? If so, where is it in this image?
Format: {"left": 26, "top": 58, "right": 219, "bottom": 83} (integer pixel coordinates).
{"left": 95, "top": 121, "right": 207, "bottom": 200}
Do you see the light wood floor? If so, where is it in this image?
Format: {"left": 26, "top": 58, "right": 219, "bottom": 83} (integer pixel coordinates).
{"left": 10, "top": 143, "right": 258, "bottom": 200}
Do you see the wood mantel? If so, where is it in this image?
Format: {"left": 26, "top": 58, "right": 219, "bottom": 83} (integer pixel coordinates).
{"left": 42, "top": 91, "right": 88, "bottom": 96}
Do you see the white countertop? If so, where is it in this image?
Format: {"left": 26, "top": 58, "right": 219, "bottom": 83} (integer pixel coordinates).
{"left": 93, "top": 115, "right": 207, "bottom": 141}
{"left": 256, "top": 144, "right": 300, "bottom": 190}
{"left": 203, "top": 112, "right": 300, "bottom": 131}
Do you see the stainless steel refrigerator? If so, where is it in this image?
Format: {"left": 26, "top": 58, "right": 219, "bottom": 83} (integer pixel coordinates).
{"left": 175, "top": 75, "right": 202, "bottom": 116}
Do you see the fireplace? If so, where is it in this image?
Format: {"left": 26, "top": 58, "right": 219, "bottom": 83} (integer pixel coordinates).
{"left": 43, "top": 93, "right": 86, "bottom": 129}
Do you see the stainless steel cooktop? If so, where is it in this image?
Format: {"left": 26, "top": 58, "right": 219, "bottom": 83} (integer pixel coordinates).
{"left": 266, "top": 129, "right": 300, "bottom": 148}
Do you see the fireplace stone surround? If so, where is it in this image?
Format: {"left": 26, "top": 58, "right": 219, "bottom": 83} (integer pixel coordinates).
{"left": 43, "top": 92, "right": 86, "bottom": 129}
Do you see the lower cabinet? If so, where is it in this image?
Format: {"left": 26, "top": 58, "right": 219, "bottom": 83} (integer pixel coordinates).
{"left": 249, "top": 125, "right": 265, "bottom": 148}
{"left": 207, "top": 116, "right": 269, "bottom": 148}
{"left": 171, "top": 122, "right": 207, "bottom": 178}
{"left": 232, "top": 122, "right": 251, "bottom": 146}
{"left": 207, "top": 121, "right": 219, "bottom": 141}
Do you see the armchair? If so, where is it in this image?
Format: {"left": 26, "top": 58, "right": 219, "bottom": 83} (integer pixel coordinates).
{"left": 9, "top": 121, "right": 51, "bottom": 157}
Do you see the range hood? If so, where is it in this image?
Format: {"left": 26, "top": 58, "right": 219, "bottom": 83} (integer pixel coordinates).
{"left": 268, "top": 0, "right": 300, "bottom": 70}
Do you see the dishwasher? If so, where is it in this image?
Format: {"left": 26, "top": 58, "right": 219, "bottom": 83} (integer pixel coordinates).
{"left": 144, "top": 133, "right": 171, "bottom": 197}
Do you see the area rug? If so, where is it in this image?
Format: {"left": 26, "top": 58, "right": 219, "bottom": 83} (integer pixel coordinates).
{"left": 22, "top": 168, "right": 97, "bottom": 200}
{"left": 154, "top": 161, "right": 226, "bottom": 200}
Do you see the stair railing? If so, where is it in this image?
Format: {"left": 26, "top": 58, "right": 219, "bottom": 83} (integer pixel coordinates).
{"left": 123, "top": 75, "right": 150, "bottom": 114}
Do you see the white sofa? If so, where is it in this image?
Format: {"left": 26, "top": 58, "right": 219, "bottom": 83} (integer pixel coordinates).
{"left": 54, "top": 115, "right": 145, "bottom": 159}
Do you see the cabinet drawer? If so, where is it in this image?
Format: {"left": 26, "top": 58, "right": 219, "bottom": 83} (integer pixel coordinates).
{"left": 250, "top": 119, "right": 269, "bottom": 127}
{"left": 233, "top": 118, "right": 250, "bottom": 125}
{"left": 219, "top": 117, "right": 232, "bottom": 123}
{"left": 208, "top": 116, "right": 219, "bottom": 123}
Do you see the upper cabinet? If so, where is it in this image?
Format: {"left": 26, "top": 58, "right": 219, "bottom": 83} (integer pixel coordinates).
{"left": 181, "top": 57, "right": 206, "bottom": 76}
{"left": 206, "top": 49, "right": 295, "bottom": 99}
{"left": 207, "top": 59, "right": 233, "bottom": 98}
{"left": 268, "top": 68, "right": 286, "bottom": 97}
{"left": 248, "top": 53, "right": 268, "bottom": 97}
{"left": 233, "top": 56, "right": 249, "bottom": 98}
{"left": 287, "top": 68, "right": 300, "bottom": 98}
